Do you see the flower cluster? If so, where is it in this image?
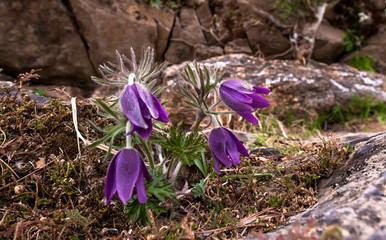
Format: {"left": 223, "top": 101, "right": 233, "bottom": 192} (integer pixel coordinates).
{"left": 208, "top": 79, "right": 270, "bottom": 171}
{"left": 104, "top": 81, "right": 169, "bottom": 205}
{"left": 90, "top": 49, "right": 270, "bottom": 213}
{"left": 120, "top": 83, "right": 169, "bottom": 139}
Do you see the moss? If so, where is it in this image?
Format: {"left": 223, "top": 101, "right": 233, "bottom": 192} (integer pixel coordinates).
{"left": 349, "top": 55, "right": 375, "bottom": 72}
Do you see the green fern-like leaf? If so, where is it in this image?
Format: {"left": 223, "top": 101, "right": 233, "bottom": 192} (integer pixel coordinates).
{"left": 192, "top": 179, "right": 207, "bottom": 198}
{"left": 151, "top": 126, "right": 206, "bottom": 166}
{"left": 124, "top": 169, "right": 174, "bottom": 224}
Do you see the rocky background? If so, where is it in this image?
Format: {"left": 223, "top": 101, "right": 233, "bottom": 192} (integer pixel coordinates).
{"left": 0, "top": 0, "right": 385, "bottom": 94}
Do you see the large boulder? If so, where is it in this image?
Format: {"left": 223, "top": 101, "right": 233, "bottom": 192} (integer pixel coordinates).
{"left": 211, "top": 0, "right": 292, "bottom": 58}
{"left": 195, "top": 0, "right": 219, "bottom": 46}
{"left": 0, "top": 0, "right": 96, "bottom": 89}
{"left": 312, "top": 22, "right": 346, "bottom": 64}
{"left": 225, "top": 38, "right": 253, "bottom": 55}
{"left": 161, "top": 54, "right": 386, "bottom": 125}
{"left": 257, "top": 131, "right": 386, "bottom": 239}
{"left": 164, "top": 7, "right": 207, "bottom": 64}
{"left": 68, "top": 0, "right": 174, "bottom": 68}
{"left": 244, "top": 20, "right": 291, "bottom": 57}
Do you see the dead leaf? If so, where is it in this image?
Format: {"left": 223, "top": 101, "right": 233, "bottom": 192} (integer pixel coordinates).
{"left": 36, "top": 157, "right": 45, "bottom": 169}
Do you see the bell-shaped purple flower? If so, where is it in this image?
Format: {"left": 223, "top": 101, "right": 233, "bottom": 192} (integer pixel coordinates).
{"left": 104, "top": 148, "right": 152, "bottom": 205}
{"left": 209, "top": 127, "right": 249, "bottom": 173}
{"left": 120, "top": 83, "right": 169, "bottom": 139}
{"left": 219, "top": 79, "right": 270, "bottom": 125}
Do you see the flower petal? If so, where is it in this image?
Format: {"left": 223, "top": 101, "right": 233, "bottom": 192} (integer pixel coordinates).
{"left": 209, "top": 128, "right": 232, "bottom": 167}
{"left": 120, "top": 85, "right": 148, "bottom": 129}
{"left": 141, "top": 161, "right": 152, "bottom": 181}
{"left": 116, "top": 149, "right": 141, "bottom": 204}
{"left": 221, "top": 79, "right": 255, "bottom": 94}
{"left": 136, "top": 84, "right": 159, "bottom": 119}
{"left": 135, "top": 169, "right": 148, "bottom": 204}
{"left": 253, "top": 86, "right": 270, "bottom": 95}
{"left": 237, "top": 111, "right": 259, "bottom": 125}
{"left": 151, "top": 94, "right": 169, "bottom": 123}
{"left": 226, "top": 129, "right": 249, "bottom": 157}
{"left": 104, "top": 150, "right": 121, "bottom": 205}
{"left": 220, "top": 88, "right": 254, "bottom": 113}
{"left": 132, "top": 118, "right": 153, "bottom": 139}
{"left": 223, "top": 129, "right": 241, "bottom": 166}
{"left": 220, "top": 79, "right": 270, "bottom": 126}
{"left": 212, "top": 153, "right": 222, "bottom": 174}
{"left": 138, "top": 98, "right": 151, "bottom": 119}
{"left": 220, "top": 85, "right": 253, "bottom": 104}
{"left": 249, "top": 93, "right": 270, "bottom": 109}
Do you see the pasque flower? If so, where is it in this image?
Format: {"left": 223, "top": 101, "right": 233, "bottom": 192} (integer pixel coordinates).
{"left": 104, "top": 148, "right": 152, "bottom": 205}
{"left": 219, "top": 79, "right": 270, "bottom": 125}
{"left": 209, "top": 127, "right": 249, "bottom": 173}
{"left": 120, "top": 83, "right": 169, "bottom": 139}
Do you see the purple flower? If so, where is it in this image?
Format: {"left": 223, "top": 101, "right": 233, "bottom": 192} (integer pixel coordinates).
{"left": 120, "top": 83, "right": 169, "bottom": 139}
{"left": 209, "top": 127, "right": 249, "bottom": 173}
{"left": 219, "top": 79, "right": 270, "bottom": 125}
{"left": 104, "top": 148, "right": 152, "bottom": 205}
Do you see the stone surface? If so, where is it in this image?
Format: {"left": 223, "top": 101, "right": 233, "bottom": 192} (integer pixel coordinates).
{"left": 238, "top": 0, "right": 292, "bottom": 58}
{"left": 194, "top": 44, "right": 224, "bottom": 60}
{"left": 257, "top": 131, "right": 386, "bottom": 240}
{"left": 195, "top": 0, "right": 218, "bottom": 46}
{"left": 244, "top": 20, "right": 291, "bottom": 58}
{"left": 164, "top": 7, "right": 207, "bottom": 64}
{"left": 312, "top": 22, "right": 346, "bottom": 64}
{"left": 249, "top": 147, "right": 284, "bottom": 158}
{"left": 68, "top": 0, "right": 173, "bottom": 68}
{"left": 211, "top": 0, "right": 292, "bottom": 58}
{"left": 224, "top": 38, "right": 253, "bottom": 55}
{"left": 0, "top": 0, "right": 96, "bottom": 89}
{"left": 0, "top": 72, "right": 14, "bottom": 82}
{"left": 161, "top": 54, "right": 386, "bottom": 124}
{"left": 152, "top": 7, "right": 176, "bottom": 61}
{"left": 0, "top": 81, "right": 49, "bottom": 105}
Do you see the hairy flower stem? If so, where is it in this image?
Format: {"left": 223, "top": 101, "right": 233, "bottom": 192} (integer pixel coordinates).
{"left": 166, "top": 157, "right": 176, "bottom": 180}
{"left": 126, "top": 121, "right": 132, "bottom": 149}
{"left": 192, "top": 119, "right": 202, "bottom": 134}
{"left": 211, "top": 114, "right": 221, "bottom": 128}
{"left": 138, "top": 137, "right": 154, "bottom": 169}
{"left": 170, "top": 161, "right": 183, "bottom": 184}
{"left": 192, "top": 111, "right": 207, "bottom": 134}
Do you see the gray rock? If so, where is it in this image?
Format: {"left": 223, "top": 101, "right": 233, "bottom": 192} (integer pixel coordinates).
{"left": 161, "top": 54, "right": 386, "bottom": 124}
{"left": 237, "top": 0, "right": 292, "bottom": 57}
{"left": 312, "top": 22, "right": 346, "bottom": 64}
{"left": 225, "top": 38, "right": 253, "bottom": 55}
{"left": 0, "top": 0, "right": 96, "bottom": 89}
{"left": 0, "top": 81, "right": 49, "bottom": 105}
{"left": 152, "top": 7, "right": 176, "bottom": 62}
{"left": 68, "top": 0, "right": 173, "bottom": 67}
{"left": 194, "top": 44, "right": 224, "bottom": 61}
{"left": 0, "top": 72, "right": 14, "bottom": 82}
{"left": 249, "top": 147, "right": 284, "bottom": 158}
{"left": 244, "top": 20, "right": 291, "bottom": 58}
{"left": 257, "top": 131, "right": 386, "bottom": 240}
{"left": 195, "top": 0, "right": 218, "bottom": 46}
{"left": 164, "top": 7, "right": 207, "bottom": 64}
